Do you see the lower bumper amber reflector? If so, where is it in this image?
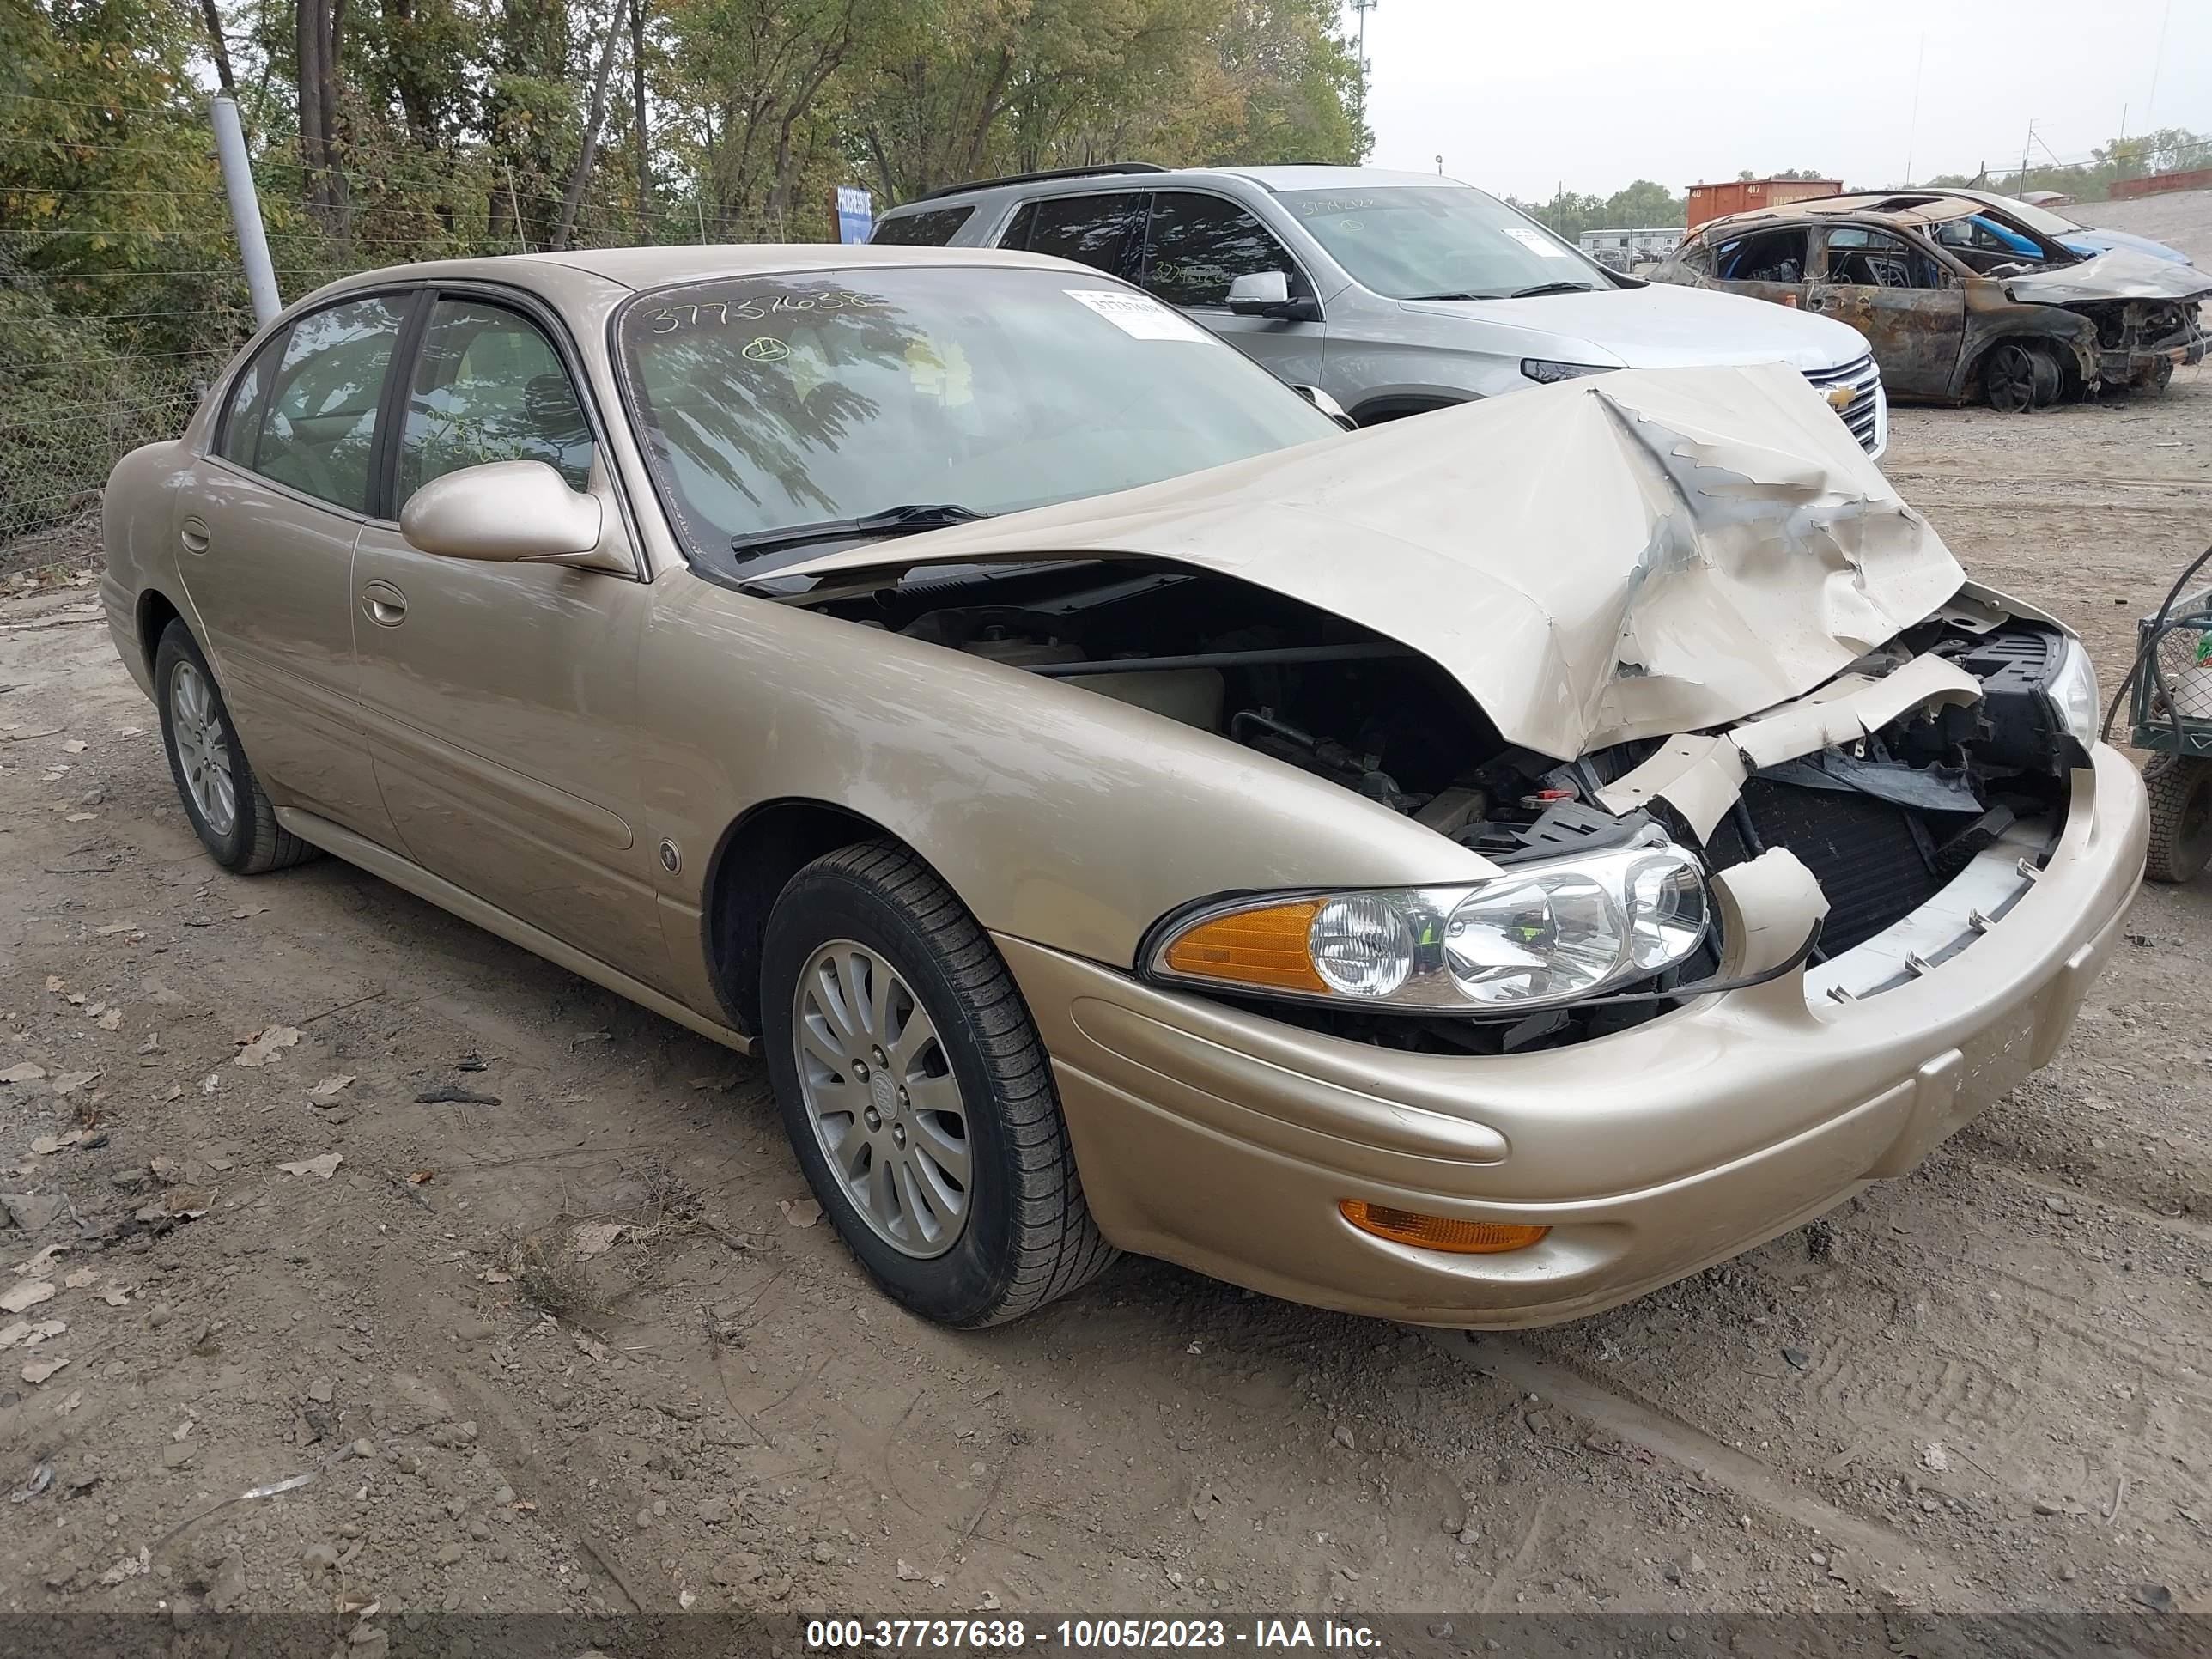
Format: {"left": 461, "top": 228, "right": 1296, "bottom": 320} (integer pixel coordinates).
{"left": 1339, "top": 1200, "right": 1548, "bottom": 1255}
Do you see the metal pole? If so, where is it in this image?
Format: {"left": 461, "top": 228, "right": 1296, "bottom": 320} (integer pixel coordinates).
{"left": 210, "top": 95, "right": 281, "bottom": 327}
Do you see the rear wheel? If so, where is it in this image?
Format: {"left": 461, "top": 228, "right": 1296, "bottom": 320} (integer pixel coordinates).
{"left": 759, "top": 840, "right": 1115, "bottom": 1326}
{"left": 2144, "top": 756, "right": 2212, "bottom": 884}
{"left": 1983, "top": 342, "right": 2048, "bottom": 413}
{"left": 154, "top": 622, "right": 319, "bottom": 874}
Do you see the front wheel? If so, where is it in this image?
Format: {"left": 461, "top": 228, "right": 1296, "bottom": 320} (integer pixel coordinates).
{"left": 759, "top": 840, "right": 1116, "bottom": 1326}
{"left": 1983, "top": 342, "right": 2051, "bottom": 413}
{"left": 2144, "top": 756, "right": 2212, "bottom": 883}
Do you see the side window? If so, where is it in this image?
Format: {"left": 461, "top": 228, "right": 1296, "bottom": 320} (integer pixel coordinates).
{"left": 1140, "top": 192, "right": 1304, "bottom": 308}
{"left": 397, "top": 300, "right": 595, "bottom": 502}
{"left": 1712, "top": 227, "right": 1808, "bottom": 283}
{"left": 870, "top": 205, "right": 974, "bottom": 246}
{"left": 216, "top": 331, "right": 285, "bottom": 467}
{"left": 999, "top": 193, "right": 1143, "bottom": 275}
{"left": 1824, "top": 226, "right": 1944, "bottom": 289}
{"left": 250, "top": 296, "right": 408, "bottom": 513}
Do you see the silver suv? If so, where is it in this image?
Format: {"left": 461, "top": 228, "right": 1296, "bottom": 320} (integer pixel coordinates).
{"left": 873, "top": 163, "right": 1888, "bottom": 457}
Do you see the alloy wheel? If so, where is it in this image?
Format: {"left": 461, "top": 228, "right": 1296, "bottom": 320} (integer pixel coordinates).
{"left": 168, "top": 660, "right": 237, "bottom": 836}
{"left": 792, "top": 939, "right": 972, "bottom": 1258}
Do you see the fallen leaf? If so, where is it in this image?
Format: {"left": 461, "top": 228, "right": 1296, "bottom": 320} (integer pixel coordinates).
{"left": 43, "top": 977, "right": 64, "bottom": 994}
{"left": 12, "top": 1245, "right": 67, "bottom": 1279}
{"left": 235, "top": 1025, "right": 301, "bottom": 1066}
{"left": 65, "top": 812, "right": 95, "bottom": 823}
{"left": 28, "top": 1136, "right": 60, "bottom": 1156}
{"left": 0, "top": 1280, "right": 56, "bottom": 1314}
{"left": 406, "top": 1170, "right": 434, "bottom": 1185}
{"left": 278, "top": 1153, "right": 343, "bottom": 1179}
{"left": 95, "top": 1009, "right": 121, "bottom": 1030}
{"left": 135, "top": 1188, "right": 212, "bottom": 1224}
{"left": 0, "top": 1063, "right": 46, "bottom": 1085}
{"left": 478, "top": 1267, "right": 512, "bottom": 1285}
{"left": 60, "top": 739, "right": 86, "bottom": 754}
{"left": 309, "top": 1074, "right": 356, "bottom": 1099}
{"left": 49, "top": 1072, "right": 98, "bottom": 1097}
{"left": 571, "top": 1221, "right": 624, "bottom": 1259}
{"left": 93, "top": 921, "right": 135, "bottom": 936}
{"left": 61, "top": 1268, "right": 96, "bottom": 1290}
{"left": 21, "top": 1357, "right": 68, "bottom": 1385}
{"left": 780, "top": 1198, "right": 822, "bottom": 1230}
{"left": 95, "top": 1285, "right": 130, "bottom": 1307}
{"left": 0, "top": 1322, "right": 30, "bottom": 1350}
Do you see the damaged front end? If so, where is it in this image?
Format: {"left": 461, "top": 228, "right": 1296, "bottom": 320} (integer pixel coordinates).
{"left": 1998, "top": 248, "right": 2212, "bottom": 397}
{"left": 763, "top": 363, "right": 2118, "bottom": 1056}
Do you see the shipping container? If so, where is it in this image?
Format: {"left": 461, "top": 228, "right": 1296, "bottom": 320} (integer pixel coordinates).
{"left": 1686, "top": 178, "right": 1844, "bottom": 228}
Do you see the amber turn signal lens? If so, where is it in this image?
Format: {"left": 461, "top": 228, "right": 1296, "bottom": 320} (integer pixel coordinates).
{"left": 1339, "top": 1200, "right": 1549, "bottom": 1255}
{"left": 1164, "top": 900, "right": 1328, "bottom": 994}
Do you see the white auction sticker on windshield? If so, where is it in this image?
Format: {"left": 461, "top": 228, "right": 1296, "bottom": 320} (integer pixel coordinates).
{"left": 1503, "top": 226, "right": 1571, "bottom": 258}
{"left": 1064, "top": 288, "right": 1209, "bottom": 340}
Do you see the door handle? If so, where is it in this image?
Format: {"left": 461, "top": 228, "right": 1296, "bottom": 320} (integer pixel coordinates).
{"left": 361, "top": 580, "right": 408, "bottom": 627}
{"left": 179, "top": 517, "right": 210, "bottom": 554}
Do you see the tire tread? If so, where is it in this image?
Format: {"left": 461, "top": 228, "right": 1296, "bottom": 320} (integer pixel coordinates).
{"left": 790, "top": 839, "right": 1117, "bottom": 1325}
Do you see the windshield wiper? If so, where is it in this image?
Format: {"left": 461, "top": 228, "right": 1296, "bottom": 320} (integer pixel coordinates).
{"left": 1407, "top": 290, "right": 1482, "bottom": 301}
{"left": 730, "top": 502, "right": 989, "bottom": 562}
{"left": 1508, "top": 281, "right": 1599, "bottom": 298}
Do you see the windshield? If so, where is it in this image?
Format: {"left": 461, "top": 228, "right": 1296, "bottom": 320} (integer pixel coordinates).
{"left": 617, "top": 267, "right": 1338, "bottom": 560}
{"left": 1281, "top": 185, "right": 1619, "bottom": 300}
{"left": 1971, "top": 194, "right": 2083, "bottom": 237}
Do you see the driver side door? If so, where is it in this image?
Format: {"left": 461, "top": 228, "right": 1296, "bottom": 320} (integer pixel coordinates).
{"left": 1808, "top": 224, "right": 1967, "bottom": 399}
{"left": 349, "top": 290, "right": 678, "bottom": 994}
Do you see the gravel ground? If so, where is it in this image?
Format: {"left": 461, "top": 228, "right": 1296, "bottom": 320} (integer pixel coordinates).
{"left": 0, "top": 373, "right": 2207, "bottom": 1631}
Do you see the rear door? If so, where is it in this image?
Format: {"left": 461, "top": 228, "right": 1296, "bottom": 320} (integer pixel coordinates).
{"left": 1700, "top": 222, "right": 1816, "bottom": 313}
{"left": 1808, "top": 224, "right": 1967, "bottom": 399}
{"left": 348, "top": 289, "right": 674, "bottom": 990}
{"left": 175, "top": 293, "right": 412, "bottom": 841}
{"left": 1134, "top": 191, "right": 1326, "bottom": 386}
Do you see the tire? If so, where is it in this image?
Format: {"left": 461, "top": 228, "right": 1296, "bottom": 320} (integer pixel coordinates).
{"left": 154, "top": 621, "right": 319, "bottom": 874}
{"left": 2143, "top": 755, "right": 2212, "bottom": 884}
{"left": 759, "top": 840, "right": 1116, "bottom": 1326}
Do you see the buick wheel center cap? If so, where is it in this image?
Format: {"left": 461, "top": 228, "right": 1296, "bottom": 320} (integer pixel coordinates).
{"left": 869, "top": 1070, "right": 898, "bottom": 1120}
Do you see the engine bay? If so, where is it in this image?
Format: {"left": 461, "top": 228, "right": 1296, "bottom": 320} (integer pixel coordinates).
{"left": 799, "top": 557, "right": 2083, "bottom": 1051}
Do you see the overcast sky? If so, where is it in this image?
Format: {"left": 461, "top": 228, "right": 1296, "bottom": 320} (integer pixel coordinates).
{"left": 1358, "top": 0, "right": 2210, "bottom": 203}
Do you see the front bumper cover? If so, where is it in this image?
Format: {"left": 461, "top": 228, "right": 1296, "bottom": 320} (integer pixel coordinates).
{"left": 1000, "top": 744, "right": 2148, "bottom": 1328}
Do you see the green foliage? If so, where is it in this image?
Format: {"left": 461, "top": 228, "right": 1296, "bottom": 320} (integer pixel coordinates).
{"left": 1924, "top": 126, "right": 2209, "bottom": 204}
{"left": 0, "top": 0, "right": 1363, "bottom": 545}
{"left": 1514, "top": 179, "right": 1686, "bottom": 240}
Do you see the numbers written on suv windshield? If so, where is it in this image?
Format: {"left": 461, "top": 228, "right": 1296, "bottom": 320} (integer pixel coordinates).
{"left": 645, "top": 292, "right": 890, "bottom": 332}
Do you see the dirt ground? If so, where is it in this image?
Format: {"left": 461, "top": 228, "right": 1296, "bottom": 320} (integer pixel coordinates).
{"left": 1, "top": 368, "right": 2208, "bottom": 1632}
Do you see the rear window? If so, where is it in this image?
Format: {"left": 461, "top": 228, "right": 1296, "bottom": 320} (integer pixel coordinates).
{"left": 998, "top": 194, "right": 1144, "bottom": 276}
{"left": 870, "top": 206, "right": 975, "bottom": 247}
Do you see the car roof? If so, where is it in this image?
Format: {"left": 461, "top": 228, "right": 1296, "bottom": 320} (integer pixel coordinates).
{"left": 884, "top": 163, "right": 1468, "bottom": 211}
{"left": 1698, "top": 192, "right": 1987, "bottom": 235}
{"left": 298, "top": 242, "right": 1086, "bottom": 304}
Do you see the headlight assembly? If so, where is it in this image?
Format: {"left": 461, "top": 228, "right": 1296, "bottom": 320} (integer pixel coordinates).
{"left": 1147, "top": 836, "right": 1711, "bottom": 1015}
{"left": 2044, "top": 634, "right": 2100, "bottom": 751}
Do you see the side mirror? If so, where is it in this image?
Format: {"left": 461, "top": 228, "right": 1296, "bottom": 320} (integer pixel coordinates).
{"left": 400, "top": 459, "right": 605, "bottom": 564}
{"left": 1291, "top": 385, "right": 1358, "bottom": 430}
{"left": 1227, "top": 270, "right": 1322, "bottom": 323}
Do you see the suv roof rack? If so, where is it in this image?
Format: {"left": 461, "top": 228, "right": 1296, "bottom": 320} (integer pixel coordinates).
{"left": 915, "top": 162, "right": 1167, "bottom": 204}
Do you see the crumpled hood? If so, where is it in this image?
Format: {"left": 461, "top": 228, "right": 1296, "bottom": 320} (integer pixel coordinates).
{"left": 769, "top": 362, "right": 1968, "bottom": 760}
{"left": 2004, "top": 246, "right": 2212, "bottom": 305}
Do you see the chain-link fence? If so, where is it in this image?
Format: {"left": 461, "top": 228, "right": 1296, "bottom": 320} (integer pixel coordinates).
{"left": 1, "top": 92, "right": 800, "bottom": 583}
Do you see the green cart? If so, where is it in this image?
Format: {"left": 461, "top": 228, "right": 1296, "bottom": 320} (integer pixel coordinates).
{"left": 2123, "top": 580, "right": 2212, "bottom": 883}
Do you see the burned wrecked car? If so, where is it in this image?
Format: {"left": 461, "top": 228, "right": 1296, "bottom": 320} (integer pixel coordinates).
{"left": 100, "top": 246, "right": 2147, "bottom": 1332}
{"left": 1652, "top": 192, "right": 2209, "bottom": 410}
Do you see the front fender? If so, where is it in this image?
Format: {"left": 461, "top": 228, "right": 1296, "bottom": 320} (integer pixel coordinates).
{"left": 635, "top": 572, "right": 1494, "bottom": 986}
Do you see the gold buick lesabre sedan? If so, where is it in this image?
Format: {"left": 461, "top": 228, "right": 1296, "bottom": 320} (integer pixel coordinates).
{"left": 101, "top": 246, "right": 2147, "bottom": 1329}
